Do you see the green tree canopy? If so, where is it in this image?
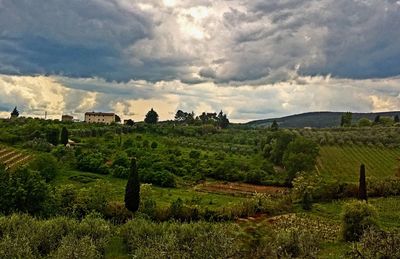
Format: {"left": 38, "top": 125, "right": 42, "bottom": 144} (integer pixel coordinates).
{"left": 175, "top": 110, "right": 195, "bottom": 124}
{"left": 0, "top": 166, "right": 50, "bottom": 215}
{"left": 282, "top": 137, "right": 319, "bottom": 184}
{"left": 270, "top": 120, "right": 279, "bottom": 131}
{"left": 340, "top": 112, "right": 352, "bottom": 127}
{"left": 357, "top": 118, "right": 372, "bottom": 127}
{"left": 144, "top": 108, "right": 159, "bottom": 124}
{"left": 217, "top": 110, "right": 229, "bottom": 129}
{"left": 29, "top": 153, "right": 59, "bottom": 182}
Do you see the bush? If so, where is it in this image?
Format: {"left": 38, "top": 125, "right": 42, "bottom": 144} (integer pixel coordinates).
{"left": 0, "top": 213, "right": 111, "bottom": 258}
{"left": 29, "top": 153, "right": 59, "bottom": 182}
{"left": 0, "top": 167, "right": 50, "bottom": 215}
{"left": 275, "top": 229, "right": 319, "bottom": 258}
{"left": 120, "top": 218, "right": 240, "bottom": 258}
{"left": 110, "top": 165, "right": 129, "bottom": 178}
{"left": 56, "top": 181, "right": 110, "bottom": 218}
{"left": 140, "top": 169, "right": 176, "bottom": 187}
{"left": 77, "top": 152, "right": 108, "bottom": 174}
{"left": 189, "top": 150, "right": 201, "bottom": 159}
{"left": 151, "top": 141, "right": 158, "bottom": 149}
{"left": 103, "top": 201, "right": 133, "bottom": 224}
{"left": 51, "top": 235, "right": 100, "bottom": 259}
{"left": 342, "top": 200, "right": 379, "bottom": 242}
{"left": 350, "top": 228, "right": 400, "bottom": 258}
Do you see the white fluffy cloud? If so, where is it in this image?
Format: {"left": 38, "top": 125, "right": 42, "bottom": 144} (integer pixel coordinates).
{"left": 0, "top": 74, "right": 399, "bottom": 122}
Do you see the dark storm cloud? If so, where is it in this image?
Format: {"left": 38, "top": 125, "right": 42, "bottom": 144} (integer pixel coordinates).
{"left": 0, "top": 0, "right": 400, "bottom": 83}
{"left": 0, "top": 0, "right": 152, "bottom": 81}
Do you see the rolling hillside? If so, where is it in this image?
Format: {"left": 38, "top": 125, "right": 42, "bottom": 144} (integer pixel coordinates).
{"left": 247, "top": 111, "right": 400, "bottom": 128}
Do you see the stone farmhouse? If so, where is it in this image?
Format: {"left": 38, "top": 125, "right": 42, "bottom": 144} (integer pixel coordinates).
{"left": 84, "top": 112, "right": 117, "bottom": 124}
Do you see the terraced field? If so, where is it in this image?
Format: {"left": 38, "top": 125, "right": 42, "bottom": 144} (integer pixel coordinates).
{"left": 0, "top": 146, "right": 32, "bottom": 171}
{"left": 317, "top": 145, "right": 400, "bottom": 182}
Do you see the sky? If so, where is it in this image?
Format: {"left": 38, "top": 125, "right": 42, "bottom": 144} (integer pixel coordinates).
{"left": 0, "top": 0, "right": 399, "bottom": 122}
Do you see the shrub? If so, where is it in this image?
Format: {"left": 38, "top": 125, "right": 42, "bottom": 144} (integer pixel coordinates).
{"left": 0, "top": 214, "right": 110, "bottom": 258}
{"left": 151, "top": 141, "right": 158, "bottom": 149}
{"left": 341, "top": 200, "right": 379, "bottom": 242}
{"left": 189, "top": 150, "right": 201, "bottom": 159}
{"left": 29, "top": 153, "right": 59, "bottom": 182}
{"left": 350, "top": 228, "right": 400, "bottom": 258}
{"left": 51, "top": 235, "right": 100, "bottom": 259}
{"left": 275, "top": 229, "right": 319, "bottom": 258}
{"left": 0, "top": 167, "right": 50, "bottom": 215}
{"left": 110, "top": 165, "right": 129, "bottom": 178}
{"left": 120, "top": 218, "right": 240, "bottom": 258}
{"left": 140, "top": 169, "right": 176, "bottom": 187}
{"left": 104, "top": 201, "right": 133, "bottom": 224}
{"left": 77, "top": 152, "right": 108, "bottom": 174}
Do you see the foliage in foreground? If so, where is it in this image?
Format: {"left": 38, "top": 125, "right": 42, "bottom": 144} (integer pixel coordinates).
{"left": 350, "top": 228, "right": 400, "bottom": 258}
{"left": 0, "top": 213, "right": 111, "bottom": 258}
{"left": 342, "top": 200, "right": 378, "bottom": 242}
{"left": 120, "top": 217, "right": 322, "bottom": 259}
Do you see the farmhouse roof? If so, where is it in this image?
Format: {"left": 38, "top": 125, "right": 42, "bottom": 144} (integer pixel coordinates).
{"left": 85, "top": 111, "right": 115, "bottom": 116}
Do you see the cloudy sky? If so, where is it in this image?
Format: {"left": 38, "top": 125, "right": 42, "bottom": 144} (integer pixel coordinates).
{"left": 0, "top": 0, "right": 399, "bottom": 122}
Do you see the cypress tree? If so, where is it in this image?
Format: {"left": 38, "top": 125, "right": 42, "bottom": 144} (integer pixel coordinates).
{"left": 359, "top": 164, "right": 367, "bottom": 201}
{"left": 271, "top": 120, "right": 279, "bottom": 131}
{"left": 10, "top": 106, "right": 19, "bottom": 118}
{"left": 125, "top": 158, "right": 140, "bottom": 213}
{"left": 60, "top": 126, "right": 68, "bottom": 146}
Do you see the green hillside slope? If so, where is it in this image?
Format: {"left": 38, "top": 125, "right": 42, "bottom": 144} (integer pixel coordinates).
{"left": 317, "top": 146, "right": 400, "bottom": 182}
{"left": 247, "top": 111, "right": 400, "bottom": 128}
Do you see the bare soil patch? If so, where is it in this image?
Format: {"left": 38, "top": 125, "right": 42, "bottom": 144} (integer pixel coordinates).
{"left": 195, "top": 182, "right": 288, "bottom": 196}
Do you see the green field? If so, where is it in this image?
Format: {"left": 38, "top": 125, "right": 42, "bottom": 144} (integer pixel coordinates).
{"left": 317, "top": 146, "right": 400, "bottom": 182}
{"left": 54, "top": 170, "right": 246, "bottom": 209}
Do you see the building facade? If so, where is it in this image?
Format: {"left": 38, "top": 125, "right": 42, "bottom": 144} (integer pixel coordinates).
{"left": 84, "top": 112, "right": 116, "bottom": 124}
{"left": 61, "top": 115, "right": 74, "bottom": 122}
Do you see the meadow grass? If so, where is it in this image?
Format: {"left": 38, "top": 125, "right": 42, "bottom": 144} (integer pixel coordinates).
{"left": 307, "top": 197, "right": 400, "bottom": 229}
{"left": 54, "top": 169, "right": 246, "bottom": 209}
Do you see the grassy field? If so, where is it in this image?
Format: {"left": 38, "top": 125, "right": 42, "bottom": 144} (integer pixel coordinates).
{"left": 308, "top": 197, "right": 400, "bottom": 229}
{"left": 295, "top": 197, "right": 400, "bottom": 258}
{"left": 54, "top": 170, "right": 247, "bottom": 209}
{"left": 317, "top": 145, "right": 400, "bottom": 182}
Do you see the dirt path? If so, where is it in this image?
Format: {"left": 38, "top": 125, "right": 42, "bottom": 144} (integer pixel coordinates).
{"left": 195, "top": 181, "right": 288, "bottom": 196}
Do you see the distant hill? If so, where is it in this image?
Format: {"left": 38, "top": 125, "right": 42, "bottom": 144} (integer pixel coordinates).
{"left": 246, "top": 111, "right": 400, "bottom": 128}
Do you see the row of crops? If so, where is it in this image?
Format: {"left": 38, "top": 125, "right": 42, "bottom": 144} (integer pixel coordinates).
{"left": 0, "top": 146, "right": 31, "bottom": 171}
{"left": 317, "top": 145, "right": 400, "bottom": 182}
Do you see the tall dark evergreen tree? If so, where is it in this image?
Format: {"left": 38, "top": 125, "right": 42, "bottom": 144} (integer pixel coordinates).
{"left": 374, "top": 115, "right": 380, "bottom": 124}
{"left": 60, "top": 127, "right": 68, "bottom": 146}
{"left": 144, "top": 108, "right": 159, "bottom": 124}
{"left": 115, "top": 114, "right": 121, "bottom": 123}
{"left": 271, "top": 120, "right": 279, "bottom": 131}
{"left": 10, "top": 106, "right": 19, "bottom": 118}
{"left": 394, "top": 115, "right": 400, "bottom": 123}
{"left": 340, "top": 112, "right": 352, "bottom": 127}
{"left": 359, "top": 164, "right": 367, "bottom": 201}
{"left": 217, "top": 110, "right": 229, "bottom": 129}
{"left": 125, "top": 119, "right": 134, "bottom": 126}
{"left": 125, "top": 158, "right": 140, "bottom": 213}
{"left": 46, "top": 128, "right": 60, "bottom": 146}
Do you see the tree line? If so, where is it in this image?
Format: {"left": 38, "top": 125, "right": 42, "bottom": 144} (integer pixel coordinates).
{"left": 144, "top": 108, "right": 230, "bottom": 128}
